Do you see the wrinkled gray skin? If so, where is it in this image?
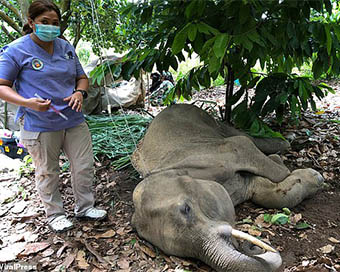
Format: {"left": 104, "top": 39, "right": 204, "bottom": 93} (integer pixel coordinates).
{"left": 131, "top": 104, "right": 324, "bottom": 272}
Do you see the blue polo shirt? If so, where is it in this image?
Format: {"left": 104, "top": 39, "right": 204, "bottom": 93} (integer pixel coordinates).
{"left": 0, "top": 34, "right": 85, "bottom": 132}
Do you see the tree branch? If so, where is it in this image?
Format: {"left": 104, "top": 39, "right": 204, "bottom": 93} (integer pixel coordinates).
{"left": 72, "top": 19, "right": 82, "bottom": 48}
{"left": 60, "top": 0, "right": 72, "bottom": 35}
{"left": 61, "top": 0, "right": 71, "bottom": 14}
{"left": 18, "top": 0, "right": 30, "bottom": 23}
{"left": 0, "top": 0, "right": 23, "bottom": 23}
{"left": 0, "top": 10, "right": 23, "bottom": 35}
{"left": 1, "top": 24, "right": 16, "bottom": 41}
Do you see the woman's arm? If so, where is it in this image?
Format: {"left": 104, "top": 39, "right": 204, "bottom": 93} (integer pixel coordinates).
{"left": 0, "top": 79, "right": 51, "bottom": 111}
{"left": 75, "top": 75, "right": 89, "bottom": 91}
{"left": 63, "top": 75, "right": 89, "bottom": 112}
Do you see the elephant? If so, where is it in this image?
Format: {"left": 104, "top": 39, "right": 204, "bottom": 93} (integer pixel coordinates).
{"left": 131, "top": 104, "right": 324, "bottom": 272}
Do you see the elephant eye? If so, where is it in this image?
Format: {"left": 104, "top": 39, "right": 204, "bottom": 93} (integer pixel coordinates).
{"left": 180, "top": 203, "right": 191, "bottom": 216}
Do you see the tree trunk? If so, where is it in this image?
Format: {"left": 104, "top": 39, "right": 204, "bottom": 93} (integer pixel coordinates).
{"left": 224, "top": 65, "right": 234, "bottom": 123}
{"left": 72, "top": 18, "right": 82, "bottom": 48}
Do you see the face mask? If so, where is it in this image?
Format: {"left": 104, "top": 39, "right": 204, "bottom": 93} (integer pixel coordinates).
{"left": 34, "top": 24, "right": 61, "bottom": 42}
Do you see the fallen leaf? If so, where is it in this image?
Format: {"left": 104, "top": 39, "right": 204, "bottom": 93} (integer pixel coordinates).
{"left": 76, "top": 250, "right": 90, "bottom": 269}
{"left": 299, "top": 233, "right": 308, "bottom": 240}
{"left": 0, "top": 207, "right": 9, "bottom": 217}
{"left": 24, "top": 232, "right": 39, "bottom": 243}
{"left": 63, "top": 252, "right": 76, "bottom": 268}
{"left": 57, "top": 243, "right": 68, "bottom": 258}
{"left": 328, "top": 237, "right": 340, "bottom": 244}
{"left": 11, "top": 201, "right": 28, "bottom": 214}
{"left": 255, "top": 214, "right": 271, "bottom": 228}
{"left": 41, "top": 248, "right": 54, "bottom": 257}
{"left": 8, "top": 233, "right": 25, "bottom": 243}
{"left": 19, "top": 242, "right": 50, "bottom": 256}
{"left": 116, "top": 227, "right": 126, "bottom": 236}
{"left": 248, "top": 228, "right": 262, "bottom": 237}
{"left": 95, "top": 229, "right": 116, "bottom": 239}
{"left": 139, "top": 245, "right": 156, "bottom": 258}
{"left": 14, "top": 212, "right": 39, "bottom": 223}
{"left": 106, "top": 181, "right": 116, "bottom": 188}
{"left": 319, "top": 244, "right": 334, "bottom": 254}
{"left": 318, "top": 256, "right": 332, "bottom": 265}
{"left": 291, "top": 213, "right": 302, "bottom": 224}
{"left": 0, "top": 242, "right": 26, "bottom": 262}
{"left": 82, "top": 226, "right": 91, "bottom": 232}
{"left": 117, "top": 258, "right": 130, "bottom": 269}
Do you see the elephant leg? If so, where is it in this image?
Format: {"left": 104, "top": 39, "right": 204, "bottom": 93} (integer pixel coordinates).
{"left": 249, "top": 169, "right": 324, "bottom": 208}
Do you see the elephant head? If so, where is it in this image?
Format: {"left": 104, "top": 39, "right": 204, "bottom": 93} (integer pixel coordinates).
{"left": 132, "top": 172, "right": 282, "bottom": 272}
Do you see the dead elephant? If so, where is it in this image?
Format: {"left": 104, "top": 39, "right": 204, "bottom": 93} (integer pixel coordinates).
{"left": 131, "top": 104, "right": 324, "bottom": 272}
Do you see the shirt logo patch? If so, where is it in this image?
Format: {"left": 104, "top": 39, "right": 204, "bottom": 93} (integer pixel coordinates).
{"left": 32, "top": 58, "right": 44, "bottom": 70}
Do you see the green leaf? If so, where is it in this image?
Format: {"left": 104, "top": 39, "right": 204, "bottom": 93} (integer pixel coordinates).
{"left": 192, "top": 32, "right": 204, "bottom": 53}
{"left": 247, "top": 30, "right": 263, "bottom": 46}
{"left": 239, "top": 5, "right": 250, "bottom": 25}
{"left": 172, "top": 25, "right": 189, "bottom": 54}
{"left": 140, "top": 6, "right": 153, "bottom": 24}
{"left": 278, "top": 93, "right": 288, "bottom": 104}
{"left": 271, "top": 213, "right": 289, "bottom": 225}
{"left": 185, "top": 0, "right": 197, "bottom": 19}
{"left": 249, "top": 119, "right": 260, "bottom": 134}
{"left": 334, "top": 25, "right": 340, "bottom": 42}
{"left": 295, "top": 222, "right": 311, "bottom": 230}
{"left": 324, "top": 24, "right": 332, "bottom": 55}
{"left": 188, "top": 24, "right": 198, "bottom": 42}
{"left": 201, "top": 37, "right": 216, "bottom": 55}
{"left": 282, "top": 208, "right": 291, "bottom": 215}
{"left": 197, "top": 22, "right": 219, "bottom": 35}
{"left": 208, "top": 54, "right": 221, "bottom": 74}
{"left": 312, "top": 58, "right": 323, "bottom": 79}
{"left": 213, "top": 33, "right": 229, "bottom": 58}
{"left": 238, "top": 36, "right": 253, "bottom": 52}
{"left": 287, "top": 21, "right": 295, "bottom": 39}
{"left": 169, "top": 55, "right": 178, "bottom": 71}
{"left": 263, "top": 214, "right": 272, "bottom": 223}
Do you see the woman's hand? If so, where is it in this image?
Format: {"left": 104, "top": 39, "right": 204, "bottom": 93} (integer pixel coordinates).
{"left": 64, "top": 92, "right": 83, "bottom": 112}
{"left": 25, "top": 97, "right": 51, "bottom": 111}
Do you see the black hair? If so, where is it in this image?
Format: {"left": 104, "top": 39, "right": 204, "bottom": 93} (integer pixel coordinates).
{"left": 23, "top": 0, "right": 61, "bottom": 35}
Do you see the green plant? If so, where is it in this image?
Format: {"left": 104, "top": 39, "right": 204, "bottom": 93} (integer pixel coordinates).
{"left": 18, "top": 186, "right": 28, "bottom": 200}
{"left": 212, "top": 74, "right": 225, "bottom": 87}
{"left": 19, "top": 155, "right": 35, "bottom": 177}
{"left": 111, "top": 0, "right": 338, "bottom": 136}
{"left": 86, "top": 114, "right": 151, "bottom": 170}
{"left": 231, "top": 73, "right": 334, "bottom": 136}
{"left": 263, "top": 208, "right": 311, "bottom": 229}
{"left": 77, "top": 48, "right": 91, "bottom": 66}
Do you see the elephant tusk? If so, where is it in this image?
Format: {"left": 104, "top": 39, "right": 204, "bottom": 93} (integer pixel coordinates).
{"left": 231, "top": 229, "right": 277, "bottom": 253}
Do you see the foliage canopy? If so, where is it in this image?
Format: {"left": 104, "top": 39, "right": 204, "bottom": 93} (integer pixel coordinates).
{"left": 0, "top": 0, "right": 150, "bottom": 53}
{"left": 96, "top": 0, "right": 339, "bottom": 137}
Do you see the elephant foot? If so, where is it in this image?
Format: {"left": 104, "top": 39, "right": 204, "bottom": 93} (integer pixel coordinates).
{"left": 250, "top": 168, "right": 324, "bottom": 208}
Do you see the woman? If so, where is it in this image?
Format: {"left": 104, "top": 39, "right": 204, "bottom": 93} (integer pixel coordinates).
{"left": 0, "top": 0, "right": 107, "bottom": 232}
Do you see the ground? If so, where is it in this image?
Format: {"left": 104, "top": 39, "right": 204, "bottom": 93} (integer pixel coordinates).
{"left": 0, "top": 82, "right": 339, "bottom": 271}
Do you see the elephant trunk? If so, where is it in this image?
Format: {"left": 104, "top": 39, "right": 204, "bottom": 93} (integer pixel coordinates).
{"left": 199, "top": 226, "right": 282, "bottom": 272}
